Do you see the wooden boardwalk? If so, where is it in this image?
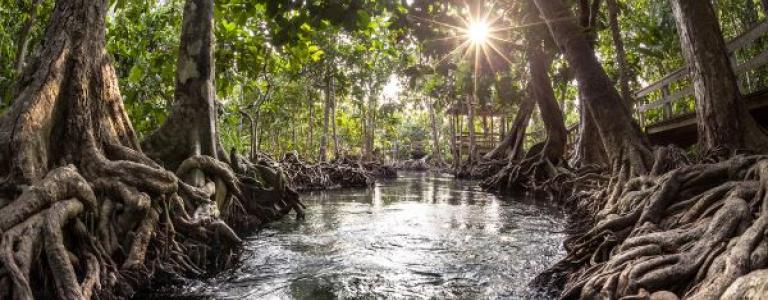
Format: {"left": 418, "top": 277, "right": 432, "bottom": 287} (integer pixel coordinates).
{"left": 634, "top": 19, "right": 768, "bottom": 147}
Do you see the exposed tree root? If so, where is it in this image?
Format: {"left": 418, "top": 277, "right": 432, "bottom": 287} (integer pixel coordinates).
{"left": 364, "top": 162, "right": 398, "bottom": 179}
{"left": 455, "top": 158, "right": 509, "bottom": 179}
{"left": 279, "top": 152, "right": 374, "bottom": 191}
{"left": 0, "top": 150, "right": 302, "bottom": 299}
{"left": 394, "top": 157, "right": 432, "bottom": 172}
{"left": 535, "top": 155, "right": 768, "bottom": 299}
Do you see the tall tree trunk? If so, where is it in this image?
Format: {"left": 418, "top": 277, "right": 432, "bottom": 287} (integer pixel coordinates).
{"left": 484, "top": 90, "right": 535, "bottom": 160}
{"left": 528, "top": 38, "right": 567, "bottom": 163}
{"left": 332, "top": 89, "right": 340, "bottom": 159}
{"left": 142, "top": 0, "right": 220, "bottom": 170}
{"left": 533, "top": 0, "right": 652, "bottom": 176}
{"left": 670, "top": 0, "right": 768, "bottom": 154}
{"left": 428, "top": 98, "right": 444, "bottom": 164}
{"left": 499, "top": 115, "right": 507, "bottom": 138}
{"left": 318, "top": 72, "right": 331, "bottom": 162}
{"left": 466, "top": 95, "right": 478, "bottom": 164}
{"left": 571, "top": 0, "right": 610, "bottom": 169}
{"left": 449, "top": 112, "right": 460, "bottom": 169}
{"left": 239, "top": 110, "right": 256, "bottom": 159}
{"left": 606, "top": 0, "right": 632, "bottom": 106}
{"left": 307, "top": 91, "right": 314, "bottom": 159}
{"left": 368, "top": 97, "right": 377, "bottom": 160}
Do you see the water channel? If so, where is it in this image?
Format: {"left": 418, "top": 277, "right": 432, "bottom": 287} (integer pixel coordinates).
{"left": 152, "top": 172, "right": 567, "bottom": 299}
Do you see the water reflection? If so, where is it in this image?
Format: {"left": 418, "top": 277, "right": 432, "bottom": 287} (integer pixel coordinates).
{"left": 150, "top": 172, "right": 566, "bottom": 299}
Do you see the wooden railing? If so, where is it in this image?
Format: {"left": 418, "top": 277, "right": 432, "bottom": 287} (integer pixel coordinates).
{"left": 634, "top": 20, "right": 768, "bottom": 126}
{"left": 454, "top": 133, "right": 502, "bottom": 150}
{"left": 526, "top": 123, "right": 579, "bottom": 148}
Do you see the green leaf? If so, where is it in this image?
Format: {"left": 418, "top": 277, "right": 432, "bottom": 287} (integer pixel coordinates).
{"left": 300, "top": 22, "right": 313, "bottom": 32}
{"left": 357, "top": 10, "right": 371, "bottom": 27}
{"left": 310, "top": 50, "right": 325, "bottom": 61}
{"left": 128, "top": 64, "right": 143, "bottom": 83}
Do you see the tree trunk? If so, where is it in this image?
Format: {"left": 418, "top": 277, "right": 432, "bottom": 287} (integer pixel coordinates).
{"left": 533, "top": 0, "right": 652, "bottom": 176}
{"left": 528, "top": 38, "right": 567, "bottom": 163}
{"left": 332, "top": 88, "right": 340, "bottom": 159}
{"left": 669, "top": 0, "right": 768, "bottom": 154}
{"left": 239, "top": 109, "right": 256, "bottom": 159}
{"left": 762, "top": 0, "right": 768, "bottom": 15}
{"left": 499, "top": 115, "right": 507, "bottom": 138}
{"left": 466, "top": 95, "right": 478, "bottom": 164}
{"left": 572, "top": 96, "right": 609, "bottom": 166}
{"left": 428, "top": 98, "right": 444, "bottom": 165}
{"left": 571, "top": 0, "right": 611, "bottom": 169}
{"left": 606, "top": 0, "right": 632, "bottom": 106}
{"left": 306, "top": 91, "right": 314, "bottom": 159}
{"left": 450, "top": 113, "right": 460, "bottom": 169}
{"left": 318, "top": 73, "right": 331, "bottom": 162}
{"left": 13, "top": 0, "right": 43, "bottom": 76}
{"left": 141, "top": 0, "right": 220, "bottom": 170}
{"left": 484, "top": 90, "right": 535, "bottom": 160}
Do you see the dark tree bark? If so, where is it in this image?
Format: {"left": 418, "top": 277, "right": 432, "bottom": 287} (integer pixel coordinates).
{"left": 572, "top": 0, "right": 610, "bottom": 169}
{"left": 606, "top": 0, "right": 632, "bottom": 106}
{"left": 142, "top": 0, "right": 221, "bottom": 170}
{"left": 528, "top": 37, "right": 567, "bottom": 163}
{"left": 669, "top": 0, "right": 768, "bottom": 154}
{"left": 572, "top": 98, "right": 609, "bottom": 167}
{"left": 533, "top": 0, "right": 652, "bottom": 177}
{"left": 484, "top": 90, "right": 535, "bottom": 161}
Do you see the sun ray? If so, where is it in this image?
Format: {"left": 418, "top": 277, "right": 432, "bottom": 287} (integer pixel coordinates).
{"left": 431, "top": 39, "right": 473, "bottom": 69}
{"left": 485, "top": 40, "right": 515, "bottom": 66}
{"left": 480, "top": 43, "right": 498, "bottom": 73}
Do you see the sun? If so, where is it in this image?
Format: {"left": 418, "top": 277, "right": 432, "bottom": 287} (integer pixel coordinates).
{"left": 467, "top": 21, "right": 490, "bottom": 45}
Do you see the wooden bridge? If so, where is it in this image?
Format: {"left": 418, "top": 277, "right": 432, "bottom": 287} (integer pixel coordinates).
{"left": 633, "top": 19, "right": 768, "bottom": 147}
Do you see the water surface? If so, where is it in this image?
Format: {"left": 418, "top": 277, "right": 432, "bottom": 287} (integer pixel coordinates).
{"left": 160, "top": 172, "right": 566, "bottom": 299}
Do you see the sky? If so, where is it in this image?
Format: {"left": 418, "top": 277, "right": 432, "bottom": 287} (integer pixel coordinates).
{"left": 382, "top": 74, "right": 403, "bottom": 102}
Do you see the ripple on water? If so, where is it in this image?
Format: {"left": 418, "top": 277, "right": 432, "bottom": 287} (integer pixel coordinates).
{"left": 141, "top": 172, "right": 567, "bottom": 299}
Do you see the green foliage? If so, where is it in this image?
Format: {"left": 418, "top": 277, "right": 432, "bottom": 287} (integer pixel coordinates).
{"left": 2, "top": 0, "right": 766, "bottom": 161}
{"left": 107, "top": 0, "right": 182, "bottom": 137}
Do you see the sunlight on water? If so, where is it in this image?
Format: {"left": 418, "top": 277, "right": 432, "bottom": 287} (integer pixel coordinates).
{"left": 145, "top": 172, "right": 567, "bottom": 299}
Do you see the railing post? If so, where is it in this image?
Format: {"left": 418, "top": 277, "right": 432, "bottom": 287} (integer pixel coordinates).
{"left": 661, "top": 85, "right": 672, "bottom": 120}
{"left": 635, "top": 99, "right": 645, "bottom": 129}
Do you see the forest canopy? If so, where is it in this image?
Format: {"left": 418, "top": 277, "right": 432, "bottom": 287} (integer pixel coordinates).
{"left": 4, "top": 0, "right": 763, "bottom": 163}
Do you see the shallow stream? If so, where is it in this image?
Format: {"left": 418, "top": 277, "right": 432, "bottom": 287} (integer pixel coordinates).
{"left": 150, "top": 172, "right": 567, "bottom": 299}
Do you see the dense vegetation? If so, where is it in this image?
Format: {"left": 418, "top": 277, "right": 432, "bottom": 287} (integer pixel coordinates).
{"left": 1, "top": 0, "right": 768, "bottom": 299}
